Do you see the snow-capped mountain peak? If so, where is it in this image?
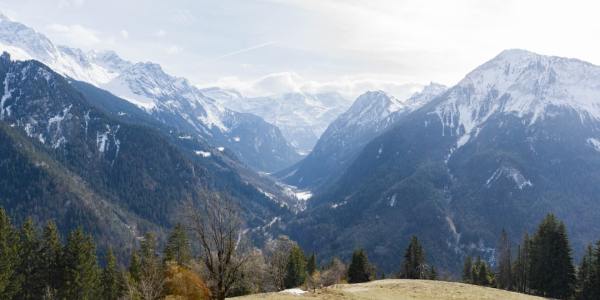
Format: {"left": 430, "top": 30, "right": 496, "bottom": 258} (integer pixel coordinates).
{"left": 338, "top": 90, "right": 403, "bottom": 127}
{"left": 436, "top": 49, "right": 600, "bottom": 148}
{"left": 0, "top": 16, "right": 302, "bottom": 172}
{"left": 405, "top": 82, "right": 447, "bottom": 108}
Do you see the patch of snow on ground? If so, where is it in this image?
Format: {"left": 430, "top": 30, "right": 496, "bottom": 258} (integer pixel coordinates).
{"left": 217, "top": 146, "right": 225, "bottom": 152}
{"left": 233, "top": 136, "right": 240, "bottom": 142}
{"left": 486, "top": 166, "right": 532, "bottom": 189}
{"left": 331, "top": 201, "right": 347, "bottom": 209}
{"left": 389, "top": 194, "right": 397, "bottom": 207}
{"left": 279, "top": 288, "right": 306, "bottom": 295}
{"left": 587, "top": 138, "right": 600, "bottom": 152}
{"left": 194, "top": 150, "right": 211, "bottom": 157}
{"left": 295, "top": 191, "right": 312, "bottom": 201}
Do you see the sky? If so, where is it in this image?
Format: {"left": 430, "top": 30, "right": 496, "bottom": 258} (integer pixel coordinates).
{"left": 1, "top": 0, "right": 600, "bottom": 99}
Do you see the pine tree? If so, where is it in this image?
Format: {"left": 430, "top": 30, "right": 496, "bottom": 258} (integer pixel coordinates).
{"left": 512, "top": 233, "right": 530, "bottom": 293}
{"left": 429, "top": 265, "right": 437, "bottom": 280}
{"left": 592, "top": 241, "right": 600, "bottom": 299}
{"left": 529, "top": 214, "right": 575, "bottom": 299}
{"left": 476, "top": 258, "right": 490, "bottom": 286}
{"left": 496, "top": 229, "right": 512, "bottom": 290}
{"left": 306, "top": 253, "right": 317, "bottom": 276}
{"left": 347, "top": 249, "right": 373, "bottom": 283}
{"left": 16, "top": 218, "right": 44, "bottom": 299}
{"left": 462, "top": 256, "right": 473, "bottom": 283}
{"left": 0, "top": 208, "right": 21, "bottom": 299}
{"left": 101, "top": 248, "right": 124, "bottom": 300}
{"left": 128, "top": 250, "right": 141, "bottom": 283}
{"left": 577, "top": 241, "right": 600, "bottom": 300}
{"left": 284, "top": 245, "right": 306, "bottom": 288}
{"left": 400, "top": 236, "right": 427, "bottom": 279}
{"left": 163, "top": 223, "right": 192, "bottom": 266}
{"left": 60, "top": 228, "right": 101, "bottom": 300}
{"left": 39, "top": 220, "right": 62, "bottom": 298}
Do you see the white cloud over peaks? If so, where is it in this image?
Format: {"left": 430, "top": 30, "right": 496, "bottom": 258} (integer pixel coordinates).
{"left": 46, "top": 23, "right": 101, "bottom": 48}
{"left": 119, "top": 29, "right": 129, "bottom": 39}
{"left": 57, "top": 0, "right": 85, "bottom": 9}
{"left": 166, "top": 45, "right": 182, "bottom": 55}
{"left": 204, "top": 72, "right": 423, "bottom": 100}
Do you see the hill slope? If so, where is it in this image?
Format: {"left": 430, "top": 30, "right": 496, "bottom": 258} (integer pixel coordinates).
{"left": 231, "top": 280, "right": 544, "bottom": 300}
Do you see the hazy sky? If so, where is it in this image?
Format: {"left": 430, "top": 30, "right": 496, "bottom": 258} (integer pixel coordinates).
{"left": 1, "top": 0, "right": 599, "bottom": 98}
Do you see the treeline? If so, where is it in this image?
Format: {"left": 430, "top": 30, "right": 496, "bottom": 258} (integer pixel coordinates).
{"left": 0, "top": 202, "right": 437, "bottom": 300}
{"left": 0, "top": 208, "right": 210, "bottom": 300}
{"left": 462, "top": 213, "right": 600, "bottom": 300}
{"left": 2, "top": 196, "right": 599, "bottom": 300}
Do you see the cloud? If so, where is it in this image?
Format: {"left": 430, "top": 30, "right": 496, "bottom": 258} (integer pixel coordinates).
{"left": 166, "top": 45, "right": 182, "bottom": 55}
{"left": 119, "top": 29, "right": 129, "bottom": 39}
{"left": 57, "top": 0, "right": 85, "bottom": 9}
{"left": 211, "top": 42, "right": 275, "bottom": 62}
{"left": 155, "top": 29, "right": 166, "bottom": 38}
{"left": 168, "top": 9, "right": 195, "bottom": 25}
{"left": 45, "top": 23, "right": 101, "bottom": 48}
{"left": 203, "top": 72, "right": 423, "bottom": 100}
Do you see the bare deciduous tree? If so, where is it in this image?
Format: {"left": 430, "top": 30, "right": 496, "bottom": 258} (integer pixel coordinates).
{"left": 321, "top": 257, "right": 346, "bottom": 287}
{"left": 186, "top": 192, "right": 250, "bottom": 300}
{"left": 264, "top": 235, "right": 296, "bottom": 291}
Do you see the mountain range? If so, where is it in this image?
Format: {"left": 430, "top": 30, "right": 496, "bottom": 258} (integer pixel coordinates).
{"left": 279, "top": 83, "right": 446, "bottom": 190}
{"left": 203, "top": 87, "right": 351, "bottom": 154}
{"left": 3, "top": 12, "right": 600, "bottom": 277}
{"left": 0, "top": 14, "right": 300, "bottom": 173}
{"left": 287, "top": 49, "right": 600, "bottom": 273}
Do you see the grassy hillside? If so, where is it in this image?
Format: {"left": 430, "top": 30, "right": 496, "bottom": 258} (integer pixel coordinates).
{"left": 231, "top": 279, "right": 546, "bottom": 300}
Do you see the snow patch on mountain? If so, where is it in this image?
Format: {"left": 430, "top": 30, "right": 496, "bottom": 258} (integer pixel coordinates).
{"left": 195, "top": 150, "right": 211, "bottom": 157}
{"left": 587, "top": 138, "right": 600, "bottom": 152}
{"left": 486, "top": 166, "right": 532, "bottom": 190}
{"left": 47, "top": 105, "right": 71, "bottom": 148}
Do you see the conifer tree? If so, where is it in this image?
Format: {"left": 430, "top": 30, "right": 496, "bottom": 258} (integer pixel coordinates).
{"left": 128, "top": 250, "right": 141, "bottom": 283}
{"left": 400, "top": 236, "right": 427, "bottom": 279}
{"left": 0, "top": 208, "right": 21, "bottom": 299}
{"left": 429, "top": 265, "right": 437, "bottom": 280}
{"left": 576, "top": 241, "right": 600, "bottom": 300}
{"left": 306, "top": 253, "right": 317, "bottom": 276}
{"left": 60, "top": 228, "right": 101, "bottom": 300}
{"left": 284, "top": 245, "right": 306, "bottom": 288}
{"left": 101, "top": 248, "right": 124, "bottom": 300}
{"left": 347, "top": 249, "right": 373, "bottom": 283}
{"left": 529, "top": 214, "right": 575, "bottom": 299}
{"left": 475, "top": 257, "right": 491, "bottom": 286}
{"left": 496, "top": 229, "right": 512, "bottom": 290}
{"left": 163, "top": 223, "right": 192, "bottom": 266}
{"left": 512, "top": 233, "right": 531, "bottom": 293}
{"left": 39, "top": 220, "right": 62, "bottom": 298}
{"left": 16, "top": 218, "right": 44, "bottom": 299}
{"left": 462, "top": 256, "right": 473, "bottom": 283}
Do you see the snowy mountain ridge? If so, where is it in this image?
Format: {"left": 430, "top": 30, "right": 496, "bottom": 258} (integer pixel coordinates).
{"left": 279, "top": 84, "right": 446, "bottom": 189}
{"left": 204, "top": 88, "right": 351, "bottom": 154}
{"left": 0, "top": 14, "right": 301, "bottom": 172}
{"left": 435, "top": 49, "right": 600, "bottom": 148}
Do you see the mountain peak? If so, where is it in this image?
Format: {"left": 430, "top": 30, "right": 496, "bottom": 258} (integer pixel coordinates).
{"left": 495, "top": 48, "right": 539, "bottom": 59}
{"left": 437, "top": 49, "right": 600, "bottom": 149}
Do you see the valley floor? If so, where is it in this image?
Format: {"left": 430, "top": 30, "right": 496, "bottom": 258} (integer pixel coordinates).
{"left": 230, "top": 279, "right": 545, "bottom": 300}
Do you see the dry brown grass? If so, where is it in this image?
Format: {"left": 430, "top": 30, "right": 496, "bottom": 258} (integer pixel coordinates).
{"left": 229, "top": 279, "right": 547, "bottom": 300}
